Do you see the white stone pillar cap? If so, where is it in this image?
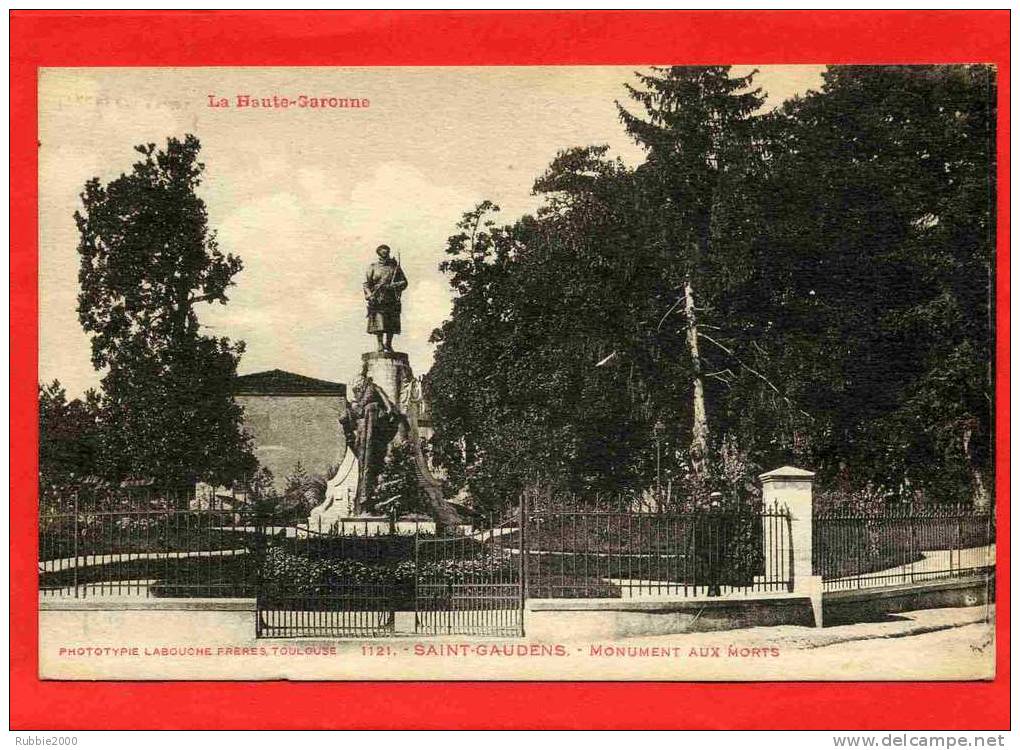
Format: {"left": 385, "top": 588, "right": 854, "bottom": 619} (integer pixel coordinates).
{"left": 758, "top": 465, "right": 815, "bottom": 482}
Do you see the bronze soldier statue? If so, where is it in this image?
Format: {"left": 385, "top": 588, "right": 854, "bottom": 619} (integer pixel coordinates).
{"left": 364, "top": 244, "right": 408, "bottom": 352}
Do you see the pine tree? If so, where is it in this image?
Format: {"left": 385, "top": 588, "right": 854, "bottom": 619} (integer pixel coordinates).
{"left": 617, "top": 66, "right": 764, "bottom": 475}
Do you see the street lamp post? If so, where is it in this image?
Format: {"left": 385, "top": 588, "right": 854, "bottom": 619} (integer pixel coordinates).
{"left": 652, "top": 419, "right": 666, "bottom": 508}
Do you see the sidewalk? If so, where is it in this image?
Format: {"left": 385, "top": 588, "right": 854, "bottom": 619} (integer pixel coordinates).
{"left": 616, "top": 604, "right": 992, "bottom": 650}
{"left": 38, "top": 601, "right": 994, "bottom": 681}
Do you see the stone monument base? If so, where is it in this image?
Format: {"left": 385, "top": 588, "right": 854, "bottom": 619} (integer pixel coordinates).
{"left": 362, "top": 350, "right": 412, "bottom": 405}
{"left": 307, "top": 447, "right": 359, "bottom": 531}
{"left": 307, "top": 515, "right": 436, "bottom": 537}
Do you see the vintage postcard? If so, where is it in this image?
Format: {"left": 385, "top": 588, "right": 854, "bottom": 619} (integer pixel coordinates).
{"left": 36, "top": 64, "right": 996, "bottom": 682}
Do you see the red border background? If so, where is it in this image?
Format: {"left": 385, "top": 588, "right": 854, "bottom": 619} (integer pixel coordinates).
{"left": 9, "top": 10, "right": 1010, "bottom": 730}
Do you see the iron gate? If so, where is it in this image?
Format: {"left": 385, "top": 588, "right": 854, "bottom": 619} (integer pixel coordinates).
{"left": 255, "top": 523, "right": 407, "bottom": 639}
{"left": 414, "top": 510, "right": 526, "bottom": 636}
{"left": 254, "top": 511, "right": 526, "bottom": 639}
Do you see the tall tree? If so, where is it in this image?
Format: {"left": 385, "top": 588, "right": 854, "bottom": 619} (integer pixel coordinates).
{"left": 744, "top": 65, "right": 996, "bottom": 503}
{"left": 616, "top": 66, "right": 765, "bottom": 475}
{"left": 428, "top": 158, "right": 672, "bottom": 510}
{"left": 428, "top": 145, "right": 716, "bottom": 510}
{"left": 428, "top": 65, "right": 995, "bottom": 510}
{"left": 75, "top": 134, "right": 256, "bottom": 491}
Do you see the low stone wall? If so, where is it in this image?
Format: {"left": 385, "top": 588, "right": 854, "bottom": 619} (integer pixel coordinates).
{"left": 525, "top": 594, "right": 815, "bottom": 641}
{"left": 523, "top": 572, "right": 995, "bottom": 639}
{"left": 822, "top": 573, "right": 994, "bottom": 626}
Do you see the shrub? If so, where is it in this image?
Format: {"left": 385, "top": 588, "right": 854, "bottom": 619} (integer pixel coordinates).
{"left": 258, "top": 545, "right": 515, "bottom": 595}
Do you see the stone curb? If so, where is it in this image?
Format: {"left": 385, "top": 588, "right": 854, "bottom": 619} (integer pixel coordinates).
{"left": 795, "top": 609, "right": 992, "bottom": 650}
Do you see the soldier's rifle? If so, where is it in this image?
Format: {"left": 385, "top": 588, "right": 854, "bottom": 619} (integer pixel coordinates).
{"left": 367, "top": 252, "right": 404, "bottom": 305}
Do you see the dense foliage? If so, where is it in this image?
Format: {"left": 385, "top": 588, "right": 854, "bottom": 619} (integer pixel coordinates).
{"left": 38, "top": 381, "right": 102, "bottom": 488}
{"left": 56, "top": 135, "right": 257, "bottom": 491}
{"left": 754, "top": 66, "right": 996, "bottom": 505}
{"left": 373, "top": 442, "right": 429, "bottom": 517}
{"left": 427, "top": 65, "right": 996, "bottom": 512}
{"left": 259, "top": 544, "right": 514, "bottom": 597}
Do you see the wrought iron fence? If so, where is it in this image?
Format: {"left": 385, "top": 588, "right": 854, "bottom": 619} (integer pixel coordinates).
{"left": 37, "top": 481, "right": 439, "bottom": 603}
{"left": 517, "top": 496, "right": 793, "bottom": 599}
{"left": 38, "top": 502, "right": 257, "bottom": 599}
{"left": 41, "top": 483, "right": 994, "bottom": 615}
{"left": 813, "top": 505, "right": 995, "bottom": 591}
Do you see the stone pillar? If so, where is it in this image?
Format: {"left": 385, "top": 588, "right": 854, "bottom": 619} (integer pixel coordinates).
{"left": 362, "top": 351, "right": 411, "bottom": 404}
{"left": 759, "top": 466, "right": 821, "bottom": 627}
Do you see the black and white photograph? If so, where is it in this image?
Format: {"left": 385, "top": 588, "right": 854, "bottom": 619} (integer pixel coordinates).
{"left": 35, "top": 64, "right": 996, "bottom": 681}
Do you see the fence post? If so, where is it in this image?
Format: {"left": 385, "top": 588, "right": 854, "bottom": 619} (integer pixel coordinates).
{"left": 759, "top": 466, "right": 820, "bottom": 627}
{"left": 72, "top": 491, "right": 80, "bottom": 599}
{"left": 413, "top": 527, "right": 421, "bottom": 635}
{"left": 519, "top": 493, "right": 527, "bottom": 636}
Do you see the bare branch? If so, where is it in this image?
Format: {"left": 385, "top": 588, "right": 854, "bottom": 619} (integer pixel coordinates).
{"left": 706, "top": 373, "right": 733, "bottom": 389}
{"left": 188, "top": 293, "right": 224, "bottom": 305}
{"left": 698, "top": 332, "right": 814, "bottom": 421}
{"left": 655, "top": 296, "right": 686, "bottom": 333}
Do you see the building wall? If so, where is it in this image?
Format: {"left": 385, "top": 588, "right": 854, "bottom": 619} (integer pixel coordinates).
{"left": 236, "top": 394, "right": 347, "bottom": 491}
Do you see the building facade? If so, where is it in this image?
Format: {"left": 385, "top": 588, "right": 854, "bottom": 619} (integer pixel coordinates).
{"left": 233, "top": 369, "right": 348, "bottom": 494}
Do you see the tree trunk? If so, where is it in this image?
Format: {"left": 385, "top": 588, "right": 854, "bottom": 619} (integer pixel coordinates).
{"left": 971, "top": 467, "right": 991, "bottom": 510}
{"left": 684, "top": 275, "right": 710, "bottom": 475}
{"left": 962, "top": 422, "right": 991, "bottom": 510}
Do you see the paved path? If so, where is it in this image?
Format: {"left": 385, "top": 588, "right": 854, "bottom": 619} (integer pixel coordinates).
{"left": 828, "top": 544, "right": 994, "bottom": 588}
{"left": 39, "top": 547, "right": 249, "bottom": 573}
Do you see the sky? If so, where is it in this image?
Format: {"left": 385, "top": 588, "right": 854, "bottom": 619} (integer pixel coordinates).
{"left": 39, "top": 65, "right": 825, "bottom": 397}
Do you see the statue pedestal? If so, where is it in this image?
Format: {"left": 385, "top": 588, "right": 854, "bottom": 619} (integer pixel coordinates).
{"left": 307, "top": 448, "right": 359, "bottom": 532}
{"left": 362, "top": 351, "right": 412, "bottom": 404}
{"left": 321, "top": 348, "right": 461, "bottom": 530}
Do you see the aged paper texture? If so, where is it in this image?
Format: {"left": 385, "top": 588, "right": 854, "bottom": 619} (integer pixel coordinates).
{"left": 38, "top": 66, "right": 996, "bottom": 681}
